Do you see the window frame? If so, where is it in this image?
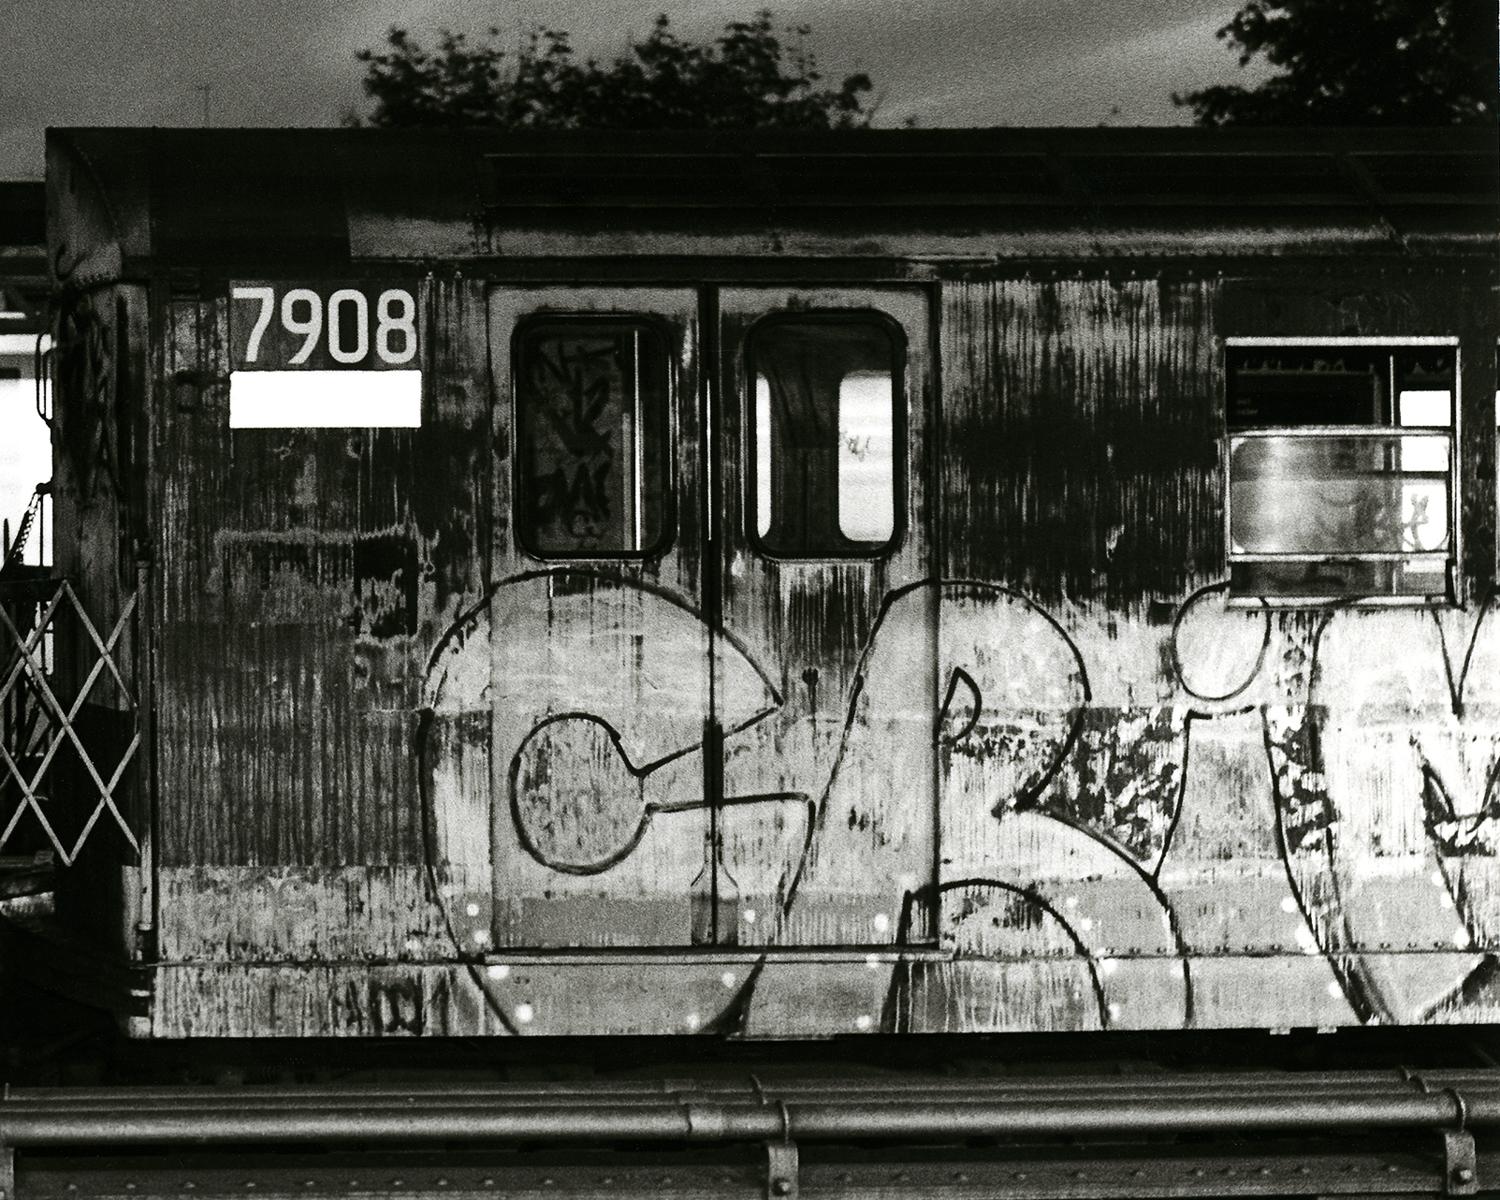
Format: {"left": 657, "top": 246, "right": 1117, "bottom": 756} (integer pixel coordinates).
{"left": 742, "top": 308, "right": 909, "bottom": 562}
{"left": 1223, "top": 335, "right": 1461, "bottom": 608}
{"left": 510, "top": 312, "right": 679, "bottom": 563}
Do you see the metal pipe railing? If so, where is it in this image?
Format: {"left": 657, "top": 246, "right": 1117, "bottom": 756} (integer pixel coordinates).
{"left": 0, "top": 1078, "right": 1493, "bottom": 1148}
{"left": 9, "top": 1069, "right": 1500, "bottom": 1107}
{"left": 7, "top": 1082, "right": 1494, "bottom": 1113}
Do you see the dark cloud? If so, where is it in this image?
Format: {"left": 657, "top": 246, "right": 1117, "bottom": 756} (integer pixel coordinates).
{"left": 3, "top": 0, "right": 1260, "bottom": 178}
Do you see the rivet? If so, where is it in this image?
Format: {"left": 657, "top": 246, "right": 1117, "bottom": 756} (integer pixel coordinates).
{"left": 1455, "top": 1167, "right": 1476, "bottom": 1184}
{"left": 772, "top": 1180, "right": 793, "bottom": 1196}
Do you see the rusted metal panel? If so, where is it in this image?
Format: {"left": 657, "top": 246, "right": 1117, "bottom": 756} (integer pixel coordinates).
{"left": 153, "top": 961, "right": 495, "bottom": 1038}
{"left": 153, "top": 277, "right": 489, "bottom": 877}
{"left": 939, "top": 277, "right": 1221, "bottom": 602}
{"left": 154, "top": 865, "right": 448, "bottom": 962}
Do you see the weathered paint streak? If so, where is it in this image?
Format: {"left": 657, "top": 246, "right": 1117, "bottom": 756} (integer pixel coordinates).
{"left": 153, "top": 278, "right": 489, "bottom": 874}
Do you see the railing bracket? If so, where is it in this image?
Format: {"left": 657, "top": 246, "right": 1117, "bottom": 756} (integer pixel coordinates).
{"left": 1444, "top": 1128, "right": 1478, "bottom": 1194}
{"left": 765, "top": 1138, "right": 798, "bottom": 1200}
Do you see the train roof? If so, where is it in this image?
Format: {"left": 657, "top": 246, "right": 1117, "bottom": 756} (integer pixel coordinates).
{"left": 46, "top": 126, "right": 1499, "bottom": 279}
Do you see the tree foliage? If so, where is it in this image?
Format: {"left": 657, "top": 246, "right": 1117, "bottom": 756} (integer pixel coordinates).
{"left": 1174, "top": 0, "right": 1495, "bottom": 125}
{"left": 356, "top": 12, "right": 874, "bottom": 130}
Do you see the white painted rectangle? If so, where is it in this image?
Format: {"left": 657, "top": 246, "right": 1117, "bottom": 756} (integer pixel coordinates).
{"left": 229, "top": 369, "right": 422, "bottom": 428}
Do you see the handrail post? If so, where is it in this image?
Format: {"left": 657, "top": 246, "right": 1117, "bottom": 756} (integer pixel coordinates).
{"left": 765, "top": 1138, "right": 798, "bottom": 1199}
{"left": 1444, "top": 1088, "right": 1478, "bottom": 1195}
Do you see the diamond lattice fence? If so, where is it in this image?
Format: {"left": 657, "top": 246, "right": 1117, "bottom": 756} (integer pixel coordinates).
{"left": 0, "top": 579, "right": 139, "bottom": 864}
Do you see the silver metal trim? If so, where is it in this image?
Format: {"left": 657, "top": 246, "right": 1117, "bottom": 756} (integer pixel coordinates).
{"left": 1225, "top": 336, "right": 1462, "bottom": 347}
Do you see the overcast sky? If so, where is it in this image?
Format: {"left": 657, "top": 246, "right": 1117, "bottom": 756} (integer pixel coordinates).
{"left": 0, "top": 0, "right": 1274, "bottom": 179}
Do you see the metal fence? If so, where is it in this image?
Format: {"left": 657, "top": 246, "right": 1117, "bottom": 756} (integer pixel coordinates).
{"left": 0, "top": 575, "right": 139, "bottom": 865}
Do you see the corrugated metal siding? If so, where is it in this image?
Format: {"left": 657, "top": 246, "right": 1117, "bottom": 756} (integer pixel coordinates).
{"left": 153, "top": 278, "right": 490, "bottom": 873}
{"left": 940, "top": 277, "right": 1221, "bottom": 605}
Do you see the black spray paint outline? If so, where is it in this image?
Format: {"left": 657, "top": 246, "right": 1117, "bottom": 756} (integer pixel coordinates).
{"left": 772, "top": 577, "right": 1093, "bottom": 941}
{"left": 1417, "top": 591, "right": 1500, "bottom": 1009}
{"left": 1430, "top": 587, "right": 1495, "bottom": 721}
{"left": 510, "top": 711, "right": 808, "bottom": 876}
{"left": 890, "top": 878, "right": 1110, "bottom": 1032}
{"left": 416, "top": 567, "right": 788, "bottom": 1034}
{"left": 1169, "top": 581, "right": 1272, "bottom": 705}
{"left": 414, "top": 704, "right": 520, "bottom": 1036}
{"left": 1282, "top": 592, "right": 1500, "bottom": 1025}
{"left": 417, "top": 571, "right": 1239, "bottom": 1035}
{"left": 1267, "top": 606, "right": 1383, "bottom": 1025}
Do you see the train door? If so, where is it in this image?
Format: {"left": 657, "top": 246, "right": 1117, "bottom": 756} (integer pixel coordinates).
{"left": 467, "top": 286, "right": 754, "bottom": 949}
{"left": 713, "top": 288, "right": 939, "bottom": 948}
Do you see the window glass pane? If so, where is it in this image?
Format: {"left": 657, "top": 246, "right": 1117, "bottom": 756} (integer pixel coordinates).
{"left": 749, "top": 317, "right": 901, "bottom": 556}
{"left": 1228, "top": 347, "right": 1390, "bottom": 428}
{"left": 1230, "top": 433, "right": 1450, "bottom": 555}
{"left": 1399, "top": 389, "right": 1452, "bottom": 427}
{"left": 1231, "top": 560, "right": 1445, "bottom": 599}
{"left": 516, "top": 320, "right": 670, "bottom": 556}
{"left": 837, "top": 370, "right": 895, "bottom": 542}
{"left": 755, "top": 374, "right": 772, "bottom": 539}
{"left": 1226, "top": 344, "right": 1456, "bottom": 601}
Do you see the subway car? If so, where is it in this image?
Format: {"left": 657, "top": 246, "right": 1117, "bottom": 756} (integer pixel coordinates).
{"left": 5, "top": 125, "right": 1497, "bottom": 1039}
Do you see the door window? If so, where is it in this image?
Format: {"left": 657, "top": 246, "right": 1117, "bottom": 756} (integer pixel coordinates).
{"left": 514, "top": 318, "right": 672, "bottom": 557}
{"left": 748, "top": 315, "right": 902, "bottom": 556}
